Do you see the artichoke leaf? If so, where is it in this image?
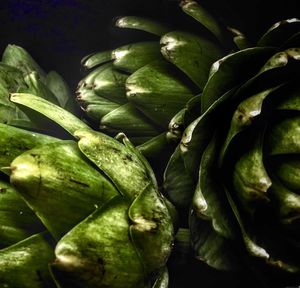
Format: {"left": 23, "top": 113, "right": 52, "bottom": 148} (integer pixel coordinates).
{"left": 226, "top": 189, "right": 300, "bottom": 273}
{"left": 180, "top": 0, "right": 227, "bottom": 44}
{"left": 195, "top": 134, "right": 236, "bottom": 239}
{"left": 10, "top": 93, "right": 90, "bottom": 136}
{"left": 160, "top": 30, "right": 224, "bottom": 89}
{"left": 151, "top": 266, "right": 168, "bottom": 288}
{"left": 1, "top": 44, "right": 46, "bottom": 80}
{"left": 120, "top": 133, "right": 158, "bottom": 190}
{"left": 283, "top": 31, "right": 300, "bottom": 48}
{"left": 257, "top": 18, "right": 300, "bottom": 47}
{"left": 81, "top": 50, "right": 112, "bottom": 69}
{"left": 231, "top": 130, "right": 272, "bottom": 215}
{"left": 167, "top": 108, "right": 186, "bottom": 142}
{"left": 10, "top": 140, "right": 118, "bottom": 240}
{"left": 115, "top": 16, "right": 171, "bottom": 36}
{"left": 22, "top": 71, "right": 60, "bottom": 105}
{"left": 129, "top": 182, "right": 174, "bottom": 274}
{"left": 259, "top": 48, "right": 300, "bottom": 73}
{"left": 112, "top": 41, "right": 163, "bottom": 74}
{"left": 272, "top": 156, "right": 300, "bottom": 191}
{"left": 91, "top": 64, "right": 129, "bottom": 103}
{"left": 219, "top": 86, "right": 279, "bottom": 164}
{"left": 77, "top": 63, "right": 128, "bottom": 105}
{"left": 100, "top": 103, "right": 160, "bottom": 137}
{"left": 75, "top": 128, "right": 151, "bottom": 199}
{"left": 163, "top": 145, "right": 195, "bottom": 208}
{"left": 50, "top": 195, "right": 150, "bottom": 288}
{"left": 267, "top": 115, "right": 300, "bottom": 155}
{"left": 269, "top": 179, "right": 300, "bottom": 226}
{"left": 180, "top": 87, "right": 234, "bottom": 178}
{"left": 0, "top": 123, "right": 58, "bottom": 174}
{"left": 201, "top": 47, "right": 276, "bottom": 113}
{"left": 274, "top": 80, "right": 300, "bottom": 111}
{"left": 0, "top": 180, "right": 45, "bottom": 248}
{"left": 78, "top": 93, "right": 120, "bottom": 122}
{"left": 126, "top": 60, "right": 194, "bottom": 128}
{"left": 0, "top": 232, "right": 56, "bottom": 288}
{"left": 189, "top": 211, "right": 241, "bottom": 270}
{"left": 46, "top": 70, "right": 73, "bottom": 109}
{"left": 138, "top": 132, "right": 170, "bottom": 159}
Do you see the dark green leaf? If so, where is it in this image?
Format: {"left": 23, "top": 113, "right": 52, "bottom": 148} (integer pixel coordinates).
{"left": 10, "top": 93, "right": 90, "bottom": 136}
{"left": 201, "top": 47, "right": 275, "bottom": 113}
{"left": 163, "top": 146, "right": 195, "bottom": 208}
{"left": 75, "top": 129, "right": 151, "bottom": 200}
{"left": 0, "top": 180, "right": 44, "bottom": 248}
{"left": 161, "top": 31, "right": 223, "bottom": 89}
{"left": 113, "top": 41, "right": 163, "bottom": 74}
{"left": 1, "top": 44, "right": 46, "bottom": 80}
{"left": 257, "top": 18, "right": 300, "bottom": 47}
{"left": 129, "top": 182, "right": 174, "bottom": 274}
{"left": 195, "top": 135, "right": 236, "bottom": 239}
{"left": 180, "top": 0, "right": 227, "bottom": 43}
{"left": 232, "top": 130, "right": 272, "bottom": 215}
{"left": 267, "top": 115, "right": 300, "bottom": 155}
{"left": 100, "top": 103, "right": 160, "bottom": 137}
{"left": 126, "top": 60, "right": 194, "bottom": 128}
{"left": 0, "top": 232, "right": 56, "bottom": 288}
{"left": 10, "top": 141, "right": 118, "bottom": 240}
{"left": 269, "top": 178, "right": 300, "bottom": 225}
{"left": 81, "top": 50, "right": 112, "bottom": 69}
{"left": 115, "top": 16, "right": 170, "bottom": 36}
{"left": 0, "top": 123, "right": 58, "bottom": 174}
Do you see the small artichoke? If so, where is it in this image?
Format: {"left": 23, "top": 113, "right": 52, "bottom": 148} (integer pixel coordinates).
{"left": 164, "top": 18, "right": 300, "bottom": 287}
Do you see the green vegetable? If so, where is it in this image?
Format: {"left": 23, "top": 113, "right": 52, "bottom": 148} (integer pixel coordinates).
{"left": 164, "top": 18, "right": 300, "bottom": 287}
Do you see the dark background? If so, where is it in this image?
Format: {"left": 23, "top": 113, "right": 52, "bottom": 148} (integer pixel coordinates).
{"left": 0, "top": 0, "right": 299, "bottom": 91}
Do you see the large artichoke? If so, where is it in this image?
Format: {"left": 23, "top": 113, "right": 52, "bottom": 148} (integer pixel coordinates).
{"left": 164, "top": 18, "right": 300, "bottom": 287}
{"left": 0, "top": 88, "right": 176, "bottom": 287}
{"left": 76, "top": 0, "right": 237, "bottom": 182}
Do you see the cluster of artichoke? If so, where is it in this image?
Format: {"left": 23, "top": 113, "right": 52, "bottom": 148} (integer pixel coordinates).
{"left": 0, "top": 0, "right": 299, "bottom": 287}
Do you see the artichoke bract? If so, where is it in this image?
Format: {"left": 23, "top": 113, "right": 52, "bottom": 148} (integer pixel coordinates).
{"left": 0, "top": 92, "right": 176, "bottom": 287}
{"left": 76, "top": 0, "right": 236, "bottom": 182}
{"left": 164, "top": 18, "right": 300, "bottom": 287}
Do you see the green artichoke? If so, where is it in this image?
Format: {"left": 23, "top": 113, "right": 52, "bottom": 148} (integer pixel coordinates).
{"left": 164, "top": 18, "right": 300, "bottom": 287}
{"left": 0, "top": 91, "right": 176, "bottom": 287}
{"left": 76, "top": 0, "right": 236, "bottom": 182}
{"left": 0, "top": 44, "right": 76, "bottom": 130}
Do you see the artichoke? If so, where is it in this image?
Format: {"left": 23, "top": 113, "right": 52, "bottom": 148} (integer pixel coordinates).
{"left": 164, "top": 18, "right": 300, "bottom": 287}
{"left": 76, "top": 0, "right": 236, "bottom": 181}
{"left": 0, "top": 91, "right": 176, "bottom": 287}
{"left": 0, "top": 44, "right": 76, "bottom": 130}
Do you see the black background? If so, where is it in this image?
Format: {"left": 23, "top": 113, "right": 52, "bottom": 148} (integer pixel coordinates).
{"left": 0, "top": 0, "right": 299, "bottom": 91}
